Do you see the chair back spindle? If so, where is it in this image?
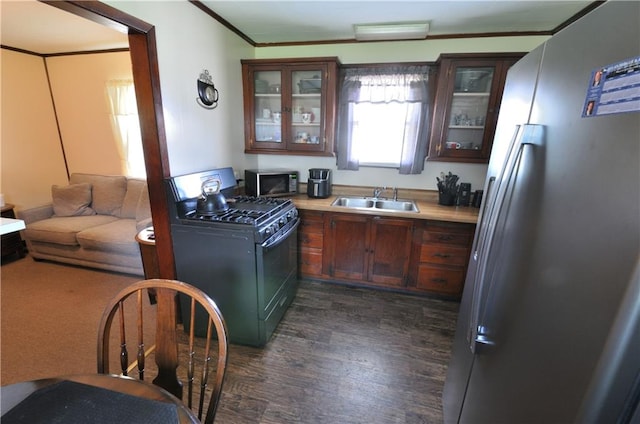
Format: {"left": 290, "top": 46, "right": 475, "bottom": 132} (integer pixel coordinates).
{"left": 97, "top": 279, "right": 229, "bottom": 423}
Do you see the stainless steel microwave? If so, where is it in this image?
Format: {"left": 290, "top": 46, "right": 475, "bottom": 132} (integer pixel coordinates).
{"left": 244, "top": 169, "right": 298, "bottom": 197}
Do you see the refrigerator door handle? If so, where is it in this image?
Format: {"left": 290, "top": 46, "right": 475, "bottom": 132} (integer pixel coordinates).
{"left": 468, "top": 124, "right": 542, "bottom": 353}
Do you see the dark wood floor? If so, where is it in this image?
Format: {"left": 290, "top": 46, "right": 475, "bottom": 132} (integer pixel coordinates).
{"left": 215, "top": 280, "right": 460, "bottom": 423}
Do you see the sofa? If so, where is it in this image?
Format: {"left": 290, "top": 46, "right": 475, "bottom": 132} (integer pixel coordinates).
{"left": 19, "top": 173, "right": 152, "bottom": 276}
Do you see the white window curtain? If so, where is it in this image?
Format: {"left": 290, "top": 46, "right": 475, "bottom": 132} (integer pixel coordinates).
{"left": 336, "top": 66, "right": 432, "bottom": 174}
{"left": 106, "top": 80, "right": 145, "bottom": 178}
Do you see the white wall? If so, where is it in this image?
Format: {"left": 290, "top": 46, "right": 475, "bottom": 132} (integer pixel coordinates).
{"left": 105, "top": 1, "right": 549, "bottom": 192}
{"left": 252, "top": 36, "right": 550, "bottom": 192}
{"left": 104, "top": 0, "right": 253, "bottom": 177}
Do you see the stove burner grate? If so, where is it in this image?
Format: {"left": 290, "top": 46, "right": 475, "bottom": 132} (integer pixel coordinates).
{"left": 180, "top": 195, "right": 294, "bottom": 229}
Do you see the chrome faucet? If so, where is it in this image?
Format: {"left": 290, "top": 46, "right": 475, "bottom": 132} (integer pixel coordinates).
{"left": 373, "top": 186, "right": 385, "bottom": 199}
{"left": 392, "top": 187, "right": 398, "bottom": 201}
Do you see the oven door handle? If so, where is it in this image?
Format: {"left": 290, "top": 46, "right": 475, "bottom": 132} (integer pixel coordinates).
{"left": 260, "top": 218, "right": 300, "bottom": 251}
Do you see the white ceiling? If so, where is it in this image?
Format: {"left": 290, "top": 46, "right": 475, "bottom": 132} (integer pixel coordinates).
{"left": 0, "top": 1, "right": 129, "bottom": 54}
{"left": 1, "top": 0, "right": 594, "bottom": 54}
{"left": 202, "top": 0, "right": 594, "bottom": 44}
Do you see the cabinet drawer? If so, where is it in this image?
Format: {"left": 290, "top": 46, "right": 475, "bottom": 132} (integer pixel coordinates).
{"left": 423, "top": 229, "right": 472, "bottom": 246}
{"left": 416, "top": 265, "right": 464, "bottom": 295}
{"left": 300, "top": 249, "right": 323, "bottom": 276}
{"left": 420, "top": 245, "right": 469, "bottom": 266}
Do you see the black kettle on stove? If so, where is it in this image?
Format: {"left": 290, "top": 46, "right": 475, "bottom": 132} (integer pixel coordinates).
{"left": 196, "top": 178, "right": 229, "bottom": 216}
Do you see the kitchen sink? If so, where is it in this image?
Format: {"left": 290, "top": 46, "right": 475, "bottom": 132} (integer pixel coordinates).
{"left": 331, "top": 197, "right": 419, "bottom": 213}
{"left": 331, "top": 197, "right": 375, "bottom": 208}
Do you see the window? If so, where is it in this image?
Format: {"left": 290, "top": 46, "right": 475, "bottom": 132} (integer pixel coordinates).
{"left": 336, "top": 65, "right": 432, "bottom": 174}
{"left": 106, "top": 80, "right": 145, "bottom": 178}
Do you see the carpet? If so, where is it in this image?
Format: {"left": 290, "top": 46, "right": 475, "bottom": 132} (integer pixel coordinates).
{"left": 1, "top": 257, "right": 140, "bottom": 385}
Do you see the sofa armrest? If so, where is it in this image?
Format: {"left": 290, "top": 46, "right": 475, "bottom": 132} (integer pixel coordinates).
{"left": 136, "top": 217, "right": 153, "bottom": 232}
{"left": 17, "top": 204, "right": 54, "bottom": 225}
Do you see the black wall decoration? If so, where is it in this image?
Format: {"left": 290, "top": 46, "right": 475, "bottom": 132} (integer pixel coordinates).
{"left": 197, "top": 69, "right": 219, "bottom": 109}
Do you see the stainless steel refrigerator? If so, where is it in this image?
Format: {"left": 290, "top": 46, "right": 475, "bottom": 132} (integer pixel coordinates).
{"left": 443, "top": 2, "right": 640, "bottom": 423}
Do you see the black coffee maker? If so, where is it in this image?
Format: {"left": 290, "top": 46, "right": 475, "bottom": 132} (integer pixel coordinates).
{"left": 307, "top": 168, "right": 332, "bottom": 198}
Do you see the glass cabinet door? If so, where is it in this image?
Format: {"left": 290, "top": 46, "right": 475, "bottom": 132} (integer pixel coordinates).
{"left": 445, "top": 66, "right": 494, "bottom": 152}
{"left": 243, "top": 57, "right": 339, "bottom": 156}
{"left": 254, "top": 70, "right": 282, "bottom": 143}
{"left": 290, "top": 69, "right": 323, "bottom": 145}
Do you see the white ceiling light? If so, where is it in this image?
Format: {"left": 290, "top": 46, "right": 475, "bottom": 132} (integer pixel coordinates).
{"left": 354, "top": 22, "right": 430, "bottom": 41}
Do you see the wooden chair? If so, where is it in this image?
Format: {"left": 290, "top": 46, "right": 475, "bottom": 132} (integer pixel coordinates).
{"left": 97, "top": 279, "right": 228, "bottom": 424}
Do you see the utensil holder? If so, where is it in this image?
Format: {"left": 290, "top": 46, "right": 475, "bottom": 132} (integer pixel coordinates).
{"left": 438, "top": 192, "right": 457, "bottom": 206}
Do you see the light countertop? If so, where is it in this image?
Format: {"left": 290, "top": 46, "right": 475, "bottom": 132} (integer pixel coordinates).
{"left": 291, "top": 186, "right": 480, "bottom": 225}
{"left": 0, "top": 217, "right": 26, "bottom": 235}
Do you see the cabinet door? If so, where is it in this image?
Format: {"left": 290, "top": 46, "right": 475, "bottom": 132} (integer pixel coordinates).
{"left": 428, "top": 54, "right": 523, "bottom": 163}
{"left": 288, "top": 66, "right": 326, "bottom": 153}
{"left": 247, "top": 67, "right": 286, "bottom": 151}
{"left": 369, "top": 217, "right": 413, "bottom": 287}
{"left": 242, "top": 58, "right": 339, "bottom": 156}
{"left": 298, "top": 210, "right": 325, "bottom": 278}
{"left": 327, "top": 214, "right": 370, "bottom": 281}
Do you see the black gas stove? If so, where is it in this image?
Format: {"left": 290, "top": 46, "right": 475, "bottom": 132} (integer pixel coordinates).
{"left": 165, "top": 168, "right": 299, "bottom": 347}
{"left": 180, "top": 196, "right": 298, "bottom": 244}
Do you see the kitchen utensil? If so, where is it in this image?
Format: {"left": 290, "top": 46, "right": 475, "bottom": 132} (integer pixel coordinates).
{"left": 437, "top": 172, "right": 460, "bottom": 206}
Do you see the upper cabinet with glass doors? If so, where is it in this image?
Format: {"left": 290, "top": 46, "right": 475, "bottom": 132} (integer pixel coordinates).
{"left": 428, "top": 53, "right": 524, "bottom": 163}
{"left": 242, "top": 57, "right": 340, "bottom": 156}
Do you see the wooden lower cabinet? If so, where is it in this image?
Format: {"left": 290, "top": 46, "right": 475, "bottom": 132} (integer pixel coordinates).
{"left": 407, "top": 220, "right": 475, "bottom": 298}
{"left": 298, "top": 210, "right": 326, "bottom": 278}
{"left": 325, "top": 213, "right": 412, "bottom": 287}
{"left": 297, "top": 209, "right": 475, "bottom": 299}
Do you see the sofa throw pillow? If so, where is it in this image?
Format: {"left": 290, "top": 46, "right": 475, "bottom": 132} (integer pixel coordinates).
{"left": 51, "top": 183, "right": 96, "bottom": 217}
{"left": 69, "top": 174, "right": 127, "bottom": 216}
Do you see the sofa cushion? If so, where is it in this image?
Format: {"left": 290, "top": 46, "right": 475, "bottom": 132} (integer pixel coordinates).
{"left": 24, "top": 215, "right": 118, "bottom": 246}
{"left": 51, "top": 183, "right": 96, "bottom": 217}
{"left": 119, "top": 179, "right": 147, "bottom": 219}
{"left": 69, "top": 174, "right": 127, "bottom": 216}
{"left": 78, "top": 218, "right": 140, "bottom": 255}
{"left": 76, "top": 219, "right": 139, "bottom": 255}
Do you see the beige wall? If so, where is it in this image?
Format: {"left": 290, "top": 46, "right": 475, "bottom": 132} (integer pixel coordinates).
{"left": 46, "top": 52, "right": 133, "bottom": 175}
{"left": 0, "top": 49, "right": 133, "bottom": 212}
{"left": 0, "top": 49, "right": 68, "bottom": 211}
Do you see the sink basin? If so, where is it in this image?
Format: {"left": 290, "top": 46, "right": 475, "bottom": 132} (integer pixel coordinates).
{"left": 331, "top": 197, "right": 419, "bottom": 213}
{"left": 374, "top": 200, "right": 419, "bottom": 212}
{"left": 332, "top": 197, "right": 375, "bottom": 208}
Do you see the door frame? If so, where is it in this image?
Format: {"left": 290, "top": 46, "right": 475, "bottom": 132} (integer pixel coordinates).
{"left": 43, "top": 0, "right": 176, "bottom": 278}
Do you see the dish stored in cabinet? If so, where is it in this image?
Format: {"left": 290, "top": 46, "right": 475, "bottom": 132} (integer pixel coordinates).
{"left": 298, "top": 78, "right": 322, "bottom": 94}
